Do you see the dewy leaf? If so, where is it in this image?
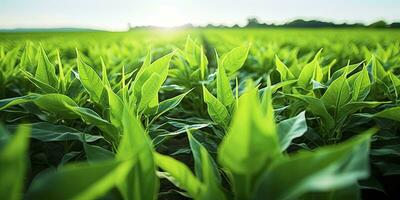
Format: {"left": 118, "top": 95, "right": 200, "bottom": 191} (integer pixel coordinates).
{"left": 253, "top": 130, "right": 375, "bottom": 200}
{"left": 218, "top": 84, "right": 280, "bottom": 175}
{"left": 154, "top": 152, "right": 202, "bottom": 198}
{"left": 0, "top": 125, "right": 30, "bottom": 200}
{"left": 277, "top": 111, "right": 308, "bottom": 151}
{"left": 27, "top": 160, "right": 130, "bottom": 200}
{"left": 76, "top": 49, "right": 107, "bottom": 106}
{"left": 202, "top": 86, "right": 230, "bottom": 127}
{"left": 217, "top": 62, "right": 234, "bottom": 107}
{"left": 297, "top": 49, "right": 323, "bottom": 88}
{"left": 116, "top": 110, "right": 158, "bottom": 200}
{"left": 35, "top": 46, "right": 58, "bottom": 88}
{"left": 221, "top": 44, "right": 250, "bottom": 75}
{"left": 321, "top": 75, "right": 351, "bottom": 110}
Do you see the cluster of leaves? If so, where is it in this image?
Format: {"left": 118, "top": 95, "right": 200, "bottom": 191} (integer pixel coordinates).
{"left": 0, "top": 29, "right": 399, "bottom": 199}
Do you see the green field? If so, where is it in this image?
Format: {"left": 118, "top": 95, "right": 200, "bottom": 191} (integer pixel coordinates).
{"left": 1, "top": 28, "right": 400, "bottom": 199}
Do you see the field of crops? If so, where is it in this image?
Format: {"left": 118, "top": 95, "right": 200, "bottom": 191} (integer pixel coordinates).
{"left": 1, "top": 28, "right": 400, "bottom": 199}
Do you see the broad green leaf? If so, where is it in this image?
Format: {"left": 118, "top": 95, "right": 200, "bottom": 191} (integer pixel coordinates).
{"left": 116, "top": 110, "right": 158, "bottom": 200}
{"left": 107, "top": 87, "right": 124, "bottom": 130}
{"left": 76, "top": 50, "right": 106, "bottom": 106}
{"left": 0, "top": 94, "right": 39, "bottom": 111}
{"left": 253, "top": 130, "right": 374, "bottom": 200}
{"left": 152, "top": 89, "right": 192, "bottom": 121}
{"left": 369, "top": 55, "right": 387, "bottom": 81}
{"left": 349, "top": 66, "right": 371, "bottom": 101}
{"left": 202, "top": 86, "right": 230, "bottom": 127}
{"left": 34, "top": 93, "right": 78, "bottom": 118}
{"left": 298, "top": 49, "right": 323, "bottom": 88}
{"left": 374, "top": 107, "right": 400, "bottom": 122}
{"left": 188, "top": 130, "right": 225, "bottom": 199}
{"left": 277, "top": 111, "right": 307, "bottom": 151}
{"left": 27, "top": 160, "right": 130, "bottom": 200}
{"left": 184, "top": 36, "right": 202, "bottom": 67}
{"left": 188, "top": 131, "right": 220, "bottom": 183}
{"left": 7, "top": 122, "right": 103, "bottom": 143}
{"left": 337, "top": 101, "right": 386, "bottom": 122}
{"left": 200, "top": 46, "right": 208, "bottom": 80}
{"left": 221, "top": 44, "right": 250, "bottom": 74}
{"left": 0, "top": 125, "right": 30, "bottom": 200}
{"left": 275, "top": 55, "right": 295, "bottom": 80}
{"left": 321, "top": 75, "right": 351, "bottom": 110}
{"left": 154, "top": 152, "right": 202, "bottom": 197}
{"left": 137, "top": 73, "right": 161, "bottom": 113}
{"left": 83, "top": 137, "right": 114, "bottom": 163}
{"left": 132, "top": 53, "right": 173, "bottom": 107}
{"left": 67, "top": 105, "right": 118, "bottom": 143}
{"left": 217, "top": 63, "right": 234, "bottom": 107}
{"left": 218, "top": 84, "right": 280, "bottom": 175}
{"left": 288, "top": 94, "right": 335, "bottom": 130}
{"left": 35, "top": 46, "right": 58, "bottom": 88}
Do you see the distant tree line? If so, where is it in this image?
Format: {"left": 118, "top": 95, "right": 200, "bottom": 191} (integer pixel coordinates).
{"left": 242, "top": 18, "right": 400, "bottom": 28}
{"left": 130, "top": 18, "right": 400, "bottom": 29}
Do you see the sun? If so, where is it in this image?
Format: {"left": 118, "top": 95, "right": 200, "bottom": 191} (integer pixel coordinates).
{"left": 147, "top": 6, "right": 185, "bottom": 28}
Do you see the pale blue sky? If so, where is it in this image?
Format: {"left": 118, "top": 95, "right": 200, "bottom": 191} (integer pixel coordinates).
{"left": 1, "top": 0, "right": 399, "bottom": 30}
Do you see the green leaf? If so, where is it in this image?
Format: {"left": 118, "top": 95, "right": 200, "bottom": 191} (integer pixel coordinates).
{"left": 107, "top": 87, "right": 124, "bottom": 130}
{"left": 35, "top": 46, "right": 58, "bottom": 88}
{"left": 0, "top": 94, "right": 40, "bottom": 111}
{"left": 252, "top": 130, "right": 374, "bottom": 200}
{"left": 7, "top": 122, "right": 103, "bottom": 143}
{"left": 321, "top": 75, "right": 351, "bottom": 110}
{"left": 0, "top": 125, "right": 30, "bottom": 200}
{"left": 154, "top": 152, "right": 202, "bottom": 197}
{"left": 187, "top": 131, "right": 220, "bottom": 182}
{"left": 275, "top": 55, "right": 295, "bottom": 81}
{"left": 349, "top": 66, "right": 371, "bottom": 101}
{"left": 27, "top": 159, "right": 131, "bottom": 200}
{"left": 220, "top": 44, "right": 250, "bottom": 75}
{"left": 202, "top": 86, "right": 230, "bottom": 127}
{"left": 277, "top": 111, "right": 307, "bottom": 151}
{"left": 218, "top": 84, "right": 280, "bottom": 175}
{"left": 83, "top": 137, "right": 114, "bottom": 163}
{"left": 152, "top": 89, "right": 192, "bottom": 121}
{"left": 187, "top": 131, "right": 226, "bottom": 200}
{"left": 76, "top": 49, "right": 107, "bottom": 106}
{"left": 298, "top": 49, "right": 323, "bottom": 88}
{"left": 132, "top": 52, "right": 173, "bottom": 108}
{"left": 217, "top": 62, "right": 234, "bottom": 107}
{"left": 137, "top": 73, "right": 161, "bottom": 113}
{"left": 34, "top": 93, "right": 78, "bottom": 118}
{"left": 200, "top": 46, "right": 208, "bottom": 80}
{"left": 116, "top": 109, "right": 158, "bottom": 200}
{"left": 374, "top": 106, "right": 400, "bottom": 122}
{"left": 288, "top": 94, "right": 334, "bottom": 130}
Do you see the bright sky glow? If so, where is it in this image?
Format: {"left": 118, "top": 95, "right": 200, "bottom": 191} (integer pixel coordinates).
{"left": 0, "top": 0, "right": 399, "bottom": 30}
